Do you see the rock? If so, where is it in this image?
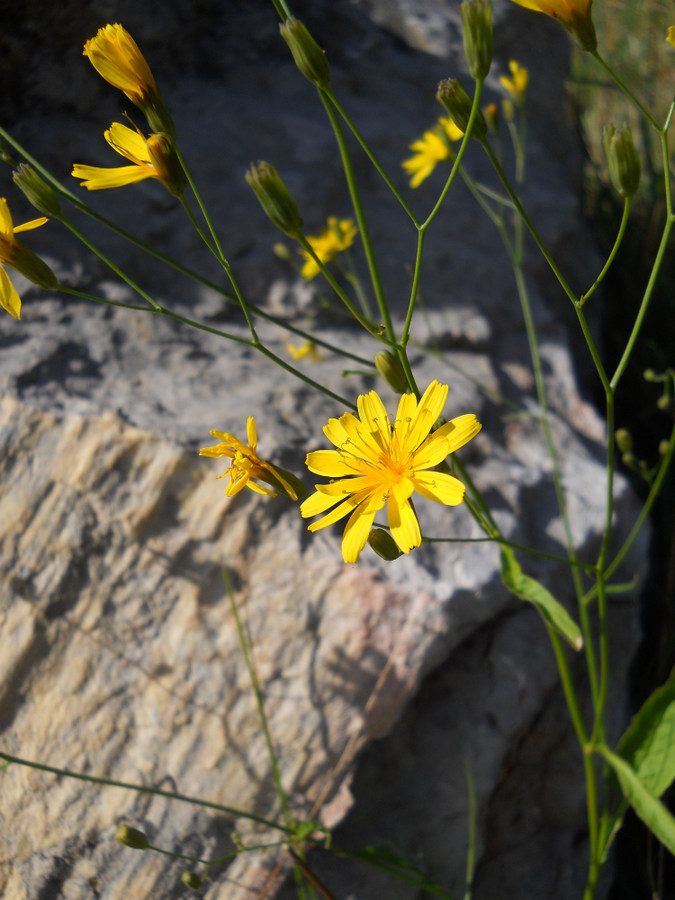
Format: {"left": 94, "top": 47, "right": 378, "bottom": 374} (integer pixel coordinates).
{"left": 0, "top": 1, "right": 647, "bottom": 898}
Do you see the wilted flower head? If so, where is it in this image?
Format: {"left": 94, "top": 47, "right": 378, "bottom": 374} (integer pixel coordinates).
{"left": 200, "top": 416, "right": 299, "bottom": 500}
{"left": 402, "top": 117, "right": 463, "bottom": 188}
{"left": 499, "top": 60, "right": 529, "bottom": 102}
{"left": 300, "top": 381, "right": 481, "bottom": 563}
{"left": 83, "top": 24, "right": 175, "bottom": 137}
{"left": 71, "top": 123, "right": 184, "bottom": 195}
{"left": 509, "top": 0, "right": 596, "bottom": 51}
{"left": 0, "top": 198, "right": 55, "bottom": 319}
{"left": 300, "top": 216, "right": 357, "bottom": 280}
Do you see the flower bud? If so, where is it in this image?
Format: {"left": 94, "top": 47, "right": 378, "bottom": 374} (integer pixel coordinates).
{"left": 614, "top": 428, "right": 632, "bottom": 454}
{"left": 181, "top": 871, "right": 203, "bottom": 890}
{"left": 273, "top": 242, "right": 293, "bottom": 262}
{"left": 643, "top": 368, "right": 657, "bottom": 382}
{"left": 461, "top": 0, "right": 493, "bottom": 81}
{"left": 280, "top": 17, "right": 330, "bottom": 90}
{"left": 5, "top": 241, "right": 57, "bottom": 290}
{"left": 659, "top": 440, "right": 670, "bottom": 457}
{"left": 367, "top": 528, "right": 403, "bottom": 561}
{"left": 146, "top": 133, "right": 185, "bottom": 196}
{"left": 436, "top": 79, "right": 487, "bottom": 142}
{"left": 13, "top": 165, "right": 62, "bottom": 218}
{"left": 603, "top": 124, "right": 641, "bottom": 199}
{"left": 374, "top": 350, "right": 409, "bottom": 393}
{"left": 116, "top": 824, "right": 149, "bottom": 849}
{"left": 245, "top": 162, "right": 303, "bottom": 237}
{"left": 657, "top": 395, "right": 670, "bottom": 411}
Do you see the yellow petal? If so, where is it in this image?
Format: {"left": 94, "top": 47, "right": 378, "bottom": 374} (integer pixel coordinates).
{"left": 0, "top": 198, "right": 14, "bottom": 238}
{"left": 434, "top": 414, "right": 482, "bottom": 453}
{"left": 410, "top": 432, "right": 451, "bottom": 470}
{"left": 357, "top": 390, "right": 391, "bottom": 450}
{"left": 387, "top": 496, "right": 421, "bottom": 554}
{"left": 71, "top": 163, "right": 155, "bottom": 190}
{"left": 13, "top": 216, "right": 49, "bottom": 235}
{"left": 105, "top": 122, "right": 152, "bottom": 164}
{"left": 341, "top": 504, "right": 377, "bottom": 563}
{"left": 0, "top": 266, "right": 21, "bottom": 318}
{"left": 305, "top": 449, "right": 364, "bottom": 477}
{"left": 246, "top": 416, "right": 257, "bottom": 451}
{"left": 412, "top": 470, "right": 466, "bottom": 505}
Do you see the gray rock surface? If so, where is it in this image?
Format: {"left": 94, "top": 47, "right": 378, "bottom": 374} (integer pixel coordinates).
{"left": 0, "top": 1, "right": 646, "bottom": 898}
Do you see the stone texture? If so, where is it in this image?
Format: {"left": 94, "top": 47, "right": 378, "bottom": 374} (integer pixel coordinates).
{"left": 0, "top": 1, "right": 649, "bottom": 898}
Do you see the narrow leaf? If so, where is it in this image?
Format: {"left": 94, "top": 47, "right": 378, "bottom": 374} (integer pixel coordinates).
{"left": 601, "top": 745, "right": 675, "bottom": 857}
{"left": 500, "top": 549, "right": 582, "bottom": 650}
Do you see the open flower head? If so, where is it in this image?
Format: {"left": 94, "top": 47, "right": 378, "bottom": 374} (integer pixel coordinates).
{"left": 301, "top": 381, "right": 481, "bottom": 563}
{"left": 499, "top": 60, "right": 529, "bottom": 102}
{"left": 286, "top": 341, "right": 323, "bottom": 362}
{"left": 300, "top": 217, "right": 357, "bottom": 280}
{"left": 510, "top": 0, "right": 596, "bottom": 50}
{"left": 402, "top": 117, "right": 463, "bottom": 188}
{"left": 72, "top": 123, "right": 184, "bottom": 194}
{"left": 200, "top": 416, "right": 298, "bottom": 500}
{"left": 83, "top": 24, "right": 174, "bottom": 137}
{"left": 668, "top": 26, "right": 675, "bottom": 48}
{"left": 0, "top": 198, "right": 52, "bottom": 319}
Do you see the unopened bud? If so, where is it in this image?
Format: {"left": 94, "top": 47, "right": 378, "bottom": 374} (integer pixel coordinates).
{"left": 273, "top": 242, "right": 293, "bottom": 262}
{"left": 181, "top": 871, "right": 203, "bottom": 890}
{"left": 116, "top": 824, "right": 149, "bottom": 849}
{"left": 657, "top": 395, "right": 670, "bottom": 410}
{"left": 615, "top": 428, "right": 632, "bottom": 454}
{"left": 146, "top": 133, "right": 185, "bottom": 196}
{"left": 5, "top": 241, "right": 57, "bottom": 290}
{"left": 483, "top": 102, "right": 499, "bottom": 133}
{"left": 13, "top": 165, "right": 62, "bottom": 218}
{"left": 603, "top": 124, "right": 641, "bottom": 198}
{"left": 461, "top": 0, "right": 493, "bottom": 81}
{"left": 374, "top": 350, "right": 409, "bottom": 393}
{"left": 280, "top": 17, "right": 330, "bottom": 90}
{"left": 245, "top": 162, "right": 303, "bottom": 237}
{"left": 436, "top": 79, "right": 487, "bottom": 142}
{"left": 659, "top": 440, "right": 670, "bottom": 457}
{"left": 643, "top": 369, "right": 657, "bottom": 382}
{"left": 367, "top": 528, "right": 403, "bottom": 561}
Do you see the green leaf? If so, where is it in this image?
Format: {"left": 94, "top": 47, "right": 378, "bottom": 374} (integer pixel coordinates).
{"left": 617, "top": 666, "right": 675, "bottom": 797}
{"left": 601, "top": 745, "right": 675, "bottom": 857}
{"left": 500, "top": 549, "right": 583, "bottom": 650}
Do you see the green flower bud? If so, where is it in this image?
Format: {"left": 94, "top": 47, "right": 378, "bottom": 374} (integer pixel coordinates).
{"left": 13, "top": 165, "right": 62, "bottom": 218}
{"left": 146, "top": 133, "right": 185, "bottom": 197}
{"left": 367, "top": 528, "right": 403, "bottom": 561}
{"left": 181, "top": 871, "right": 203, "bottom": 890}
{"left": 5, "top": 241, "right": 58, "bottom": 290}
{"left": 273, "top": 242, "right": 293, "bottom": 262}
{"left": 245, "top": 161, "right": 303, "bottom": 237}
{"left": 280, "top": 17, "right": 330, "bottom": 90}
{"left": 657, "top": 394, "right": 670, "bottom": 410}
{"left": 603, "top": 124, "right": 641, "bottom": 199}
{"left": 461, "top": 0, "right": 493, "bottom": 81}
{"left": 659, "top": 440, "right": 670, "bottom": 457}
{"left": 116, "top": 824, "right": 149, "bottom": 849}
{"left": 614, "top": 428, "right": 632, "bottom": 454}
{"left": 436, "top": 79, "right": 487, "bottom": 142}
{"left": 374, "top": 350, "right": 409, "bottom": 393}
{"left": 643, "top": 368, "right": 657, "bottom": 382}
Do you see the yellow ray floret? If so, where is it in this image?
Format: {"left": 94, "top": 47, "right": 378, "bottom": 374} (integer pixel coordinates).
{"left": 499, "top": 60, "right": 529, "bottom": 101}
{"left": 0, "top": 198, "right": 49, "bottom": 319}
{"left": 200, "top": 416, "right": 298, "bottom": 500}
{"left": 402, "top": 118, "right": 463, "bottom": 188}
{"left": 301, "top": 381, "right": 481, "bottom": 563}
{"left": 299, "top": 217, "right": 357, "bottom": 280}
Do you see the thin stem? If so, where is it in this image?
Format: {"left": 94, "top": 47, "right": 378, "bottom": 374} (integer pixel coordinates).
{"left": 270, "top": 0, "right": 291, "bottom": 20}
{"left": 174, "top": 146, "right": 226, "bottom": 260}
{"left": 591, "top": 51, "right": 661, "bottom": 133}
{"left": 580, "top": 198, "right": 632, "bottom": 307}
{"left": 223, "top": 569, "right": 293, "bottom": 829}
{"left": 256, "top": 343, "right": 355, "bottom": 408}
{"left": 422, "top": 535, "right": 595, "bottom": 571}
{"left": 0, "top": 751, "right": 289, "bottom": 833}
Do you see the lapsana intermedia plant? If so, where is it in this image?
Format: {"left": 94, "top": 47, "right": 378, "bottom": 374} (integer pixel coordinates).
{"left": 300, "top": 381, "right": 481, "bottom": 564}
{"left": 0, "top": 197, "right": 56, "bottom": 319}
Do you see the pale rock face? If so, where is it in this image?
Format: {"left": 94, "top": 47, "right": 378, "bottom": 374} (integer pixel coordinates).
{"left": 0, "top": 0, "right": 646, "bottom": 898}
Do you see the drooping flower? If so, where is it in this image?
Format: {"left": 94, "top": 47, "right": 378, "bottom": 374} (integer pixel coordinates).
{"left": 402, "top": 118, "right": 464, "bottom": 188}
{"left": 300, "top": 381, "right": 481, "bottom": 563}
{"left": 509, "top": 0, "right": 596, "bottom": 51}
{"left": 499, "top": 60, "right": 529, "bottom": 102}
{"left": 667, "top": 26, "right": 675, "bottom": 48}
{"left": 200, "top": 416, "right": 298, "bottom": 499}
{"left": 299, "top": 217, "right": 357, "bottom": 280}
{"left": 71, "top": 123, "right": 184, "bottom": 195}
{"left": 83, "top": 24, "right": 175, "bottom": 137}
{"left": 0, "top": 198, "right": 54, "bottom": 319}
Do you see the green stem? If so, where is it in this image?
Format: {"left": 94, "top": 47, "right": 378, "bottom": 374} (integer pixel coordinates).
{"left": 0, "top": 751, "right": 289, "bottom": 833}
{"left": 590, "top": 51, "right": 661, "bottom": 133}
{"left": 422, "top": 535, "right": 595, "bottom": 571}
{"left": 580, "top": 198, "right": 631, "bottom": 307}
{"left": 223, "top": 569, "right": 293, "bottom": 829}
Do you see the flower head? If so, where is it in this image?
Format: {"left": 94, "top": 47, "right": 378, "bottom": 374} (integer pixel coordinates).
{"left": 509, "top": 0, "right": 596, "bottom": 51}
{"left": 0, "top": 198, "right": 53, "bottom": 319}
{"left": 499, "top": 60, "right": 529, "bottom": 103}
{"left": 402, "top": 118, "right": 463, "bottom": 188}
{"left": 299, "top": 216, "right": 357, "bottom": 280}
{"left": 286, "top": 340, "right": 323, "bottom": 361}
{"left": 200, "top": 416, "right": 298, "bottom": 500}
{"left": 667, "top": 26, "right": 675, "bottom": 48}
{"left": 300, "top": 381, "right": 481, "bottom": 563}
{"left": 83, "top": 24, "right": 175, "bottom": 137}
{"left": 71, "top": 123, "right": 184, "bottom": 194}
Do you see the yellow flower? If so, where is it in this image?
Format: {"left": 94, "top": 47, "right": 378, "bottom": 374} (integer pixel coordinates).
{"left": 402, "top": 118, "right": 463, "bottom": 188}
{"left": 83, "top": 24, "right": 174, "bottom": 137}
{"left": 667, "top": 26, "right": 675, "bottom": 48}
{"left": 199, "top": 416, "right": 298, "bottom": 500}
{"left": 300, "top": 217, "right": 357, "bottom": 280}
{"left": 499, "top": 60, "right": 529, "bottom": 102}
{"left": 300, "top": 381, "right": 481, "bottom": 563}
{"left": 286, "top": 341, "right": 323, "bottom": 361}
{"left": 71, "top": 123, "right": 184, "bottom": 194}
{"left": 0, "top": 198, "right": 50, "bottom": 319}
{"left": 509, "top": 0, "right": 596, "bottom": 51}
